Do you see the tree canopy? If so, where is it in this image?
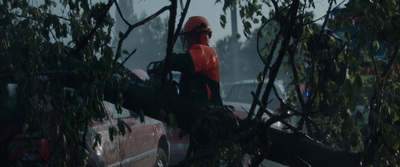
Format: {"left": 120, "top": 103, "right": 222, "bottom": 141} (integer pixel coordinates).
{"left": 1, "top": 0, "right": 399, "bottom": 166}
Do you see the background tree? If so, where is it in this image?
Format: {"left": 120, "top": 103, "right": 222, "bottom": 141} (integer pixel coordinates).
{"left": 113, "top": 1, "right": 169, "bottom": 70}
{"left": 221, "top": 0, "right": 400, "bottom": 166}
{"left": 0, "top": 0, "right": 119, "bottom": 165}
{"left": 216, "top": 28, "right": 280, "bottom": 83}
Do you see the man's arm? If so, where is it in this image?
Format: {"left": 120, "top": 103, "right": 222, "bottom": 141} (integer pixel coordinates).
{"left": 170, "top": 52, "right": 194, "bottom": 73}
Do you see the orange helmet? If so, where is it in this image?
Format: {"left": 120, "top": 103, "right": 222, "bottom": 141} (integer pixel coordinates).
{"left": 183, "top": 16, "right": 212, "bottom": 38}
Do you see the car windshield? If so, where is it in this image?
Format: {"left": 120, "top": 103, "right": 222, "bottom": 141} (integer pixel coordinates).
{"left": 103, "top": 101, "right": 140, "bottom": 119}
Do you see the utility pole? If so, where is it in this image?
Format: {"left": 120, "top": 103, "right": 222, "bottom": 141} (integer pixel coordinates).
{"left": 231, "top": 3, "right": 240, "bottom": 81}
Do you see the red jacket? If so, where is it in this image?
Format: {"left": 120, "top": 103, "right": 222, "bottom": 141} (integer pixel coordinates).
{"left": 170, "top": 44, "right": 222, "bottom": 106}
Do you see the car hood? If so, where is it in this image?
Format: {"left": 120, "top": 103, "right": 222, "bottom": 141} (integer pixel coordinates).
{"left": 223, "top": 101, "right": 283, "bottom": 130}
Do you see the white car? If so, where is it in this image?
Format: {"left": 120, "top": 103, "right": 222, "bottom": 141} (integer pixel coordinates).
{"left": 222, "top": 79, "right": 288, "bottom": 130}
{"left": 222, "top": 79, "right": 287, "bottom": 112}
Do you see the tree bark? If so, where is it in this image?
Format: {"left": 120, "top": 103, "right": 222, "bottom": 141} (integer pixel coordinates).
{"left": 102, "top": 71, "right": 362, "bottom": 167}
{"left": 266, "top": 128, "right": 362, "bottom": 167}
{"left": 103, "top": 79, "right": 207, "bottom": 132}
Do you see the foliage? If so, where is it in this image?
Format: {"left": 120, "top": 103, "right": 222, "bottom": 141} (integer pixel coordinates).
{"left": 188, "top": 106, "right": 244, "bottom": 166}
{"left": 1, "top": 0, "right": 400, "bottom": 166}
{"left": 216, "top": 31, "right": 272, "bottom": 83}
{"left": 216, "top": 0, "right": 400, "bottom": 166}
{"left": 0, "top": 0, "right": 129, "bottom": 166}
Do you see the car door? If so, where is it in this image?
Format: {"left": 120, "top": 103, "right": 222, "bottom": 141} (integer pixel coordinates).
{"left": 87, "top": 102, "right": 121, "bottom": 166}
{"left": 105, "top": 101, "right": 157, "bottom": 166}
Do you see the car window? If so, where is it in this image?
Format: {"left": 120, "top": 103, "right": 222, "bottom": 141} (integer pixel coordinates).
{"left": 103, "top": 101, "right": 139, "bottom": 119}
{"left": 226, "top": 85, "right": 240, "bottom": 101}
{"left": 238, "top": 84, "right": 256, "bottom": 103}
{"left": 227, "top": 83, "right": 284, "bottom": 103}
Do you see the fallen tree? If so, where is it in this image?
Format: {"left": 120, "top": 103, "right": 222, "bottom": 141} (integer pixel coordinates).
{"left": 1, "top": 0, "right": 399, "bottom": 166}
{"left": 101, "top": 69, "right": 363, "bottom": 167}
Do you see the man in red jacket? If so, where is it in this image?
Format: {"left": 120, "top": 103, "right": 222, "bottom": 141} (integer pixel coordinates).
{"left": 170, "top": 16, "right": 222, "bottom": 106}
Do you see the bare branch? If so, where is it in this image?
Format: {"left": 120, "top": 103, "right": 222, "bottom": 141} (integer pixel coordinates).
{"left": 173, "top": 0, "right": 191, "bottom": 44}
{"left": 115, "top": 0, "right": 132, "bottom": 26}
{"left": 256, "top": 0, "right": 300, "bottom": 121}
{"left": 256, "top": 16, "right": 276, "bottom": 65}
{"left": 363, "top": 42, "right": 400, "bottom": 165}
{"left": 247, "top": 0, "right": 288, "bottom": 120}
{"left": 161, "top": 0, "right": 177, "bottom": 86}
{"left": 381, "top": 43, "right": 400, "bottom": 79}
{"left": 304, "top": 0, "right": 347, "bottom": 25}
{"left": 113, "top": 5, "right": 170, "bottom": 65}
{"left": 71, "top": 0, "right": 114, "bottom": 55}
{"left": 118, "top": 49, "right": 137, "bottom": 70}
{"left": 251, "top": 91, "right": 302, "bottom": 134}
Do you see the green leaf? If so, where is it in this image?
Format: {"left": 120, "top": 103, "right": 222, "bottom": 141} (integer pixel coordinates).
{"left": 244, "top": 21, "right": 252, "bottom": 30}
{"left": 117, "top": 119, "right": 126, "bottom": 136}
{"left": 139, "top": 110, "right": 145, "bottom": 123}
{"left": 257, "top": 72, "right": 264, "bottom": 83}
{"left": 220, "top": 14, "right": 226, "bottom": 28}
{"left": 345, "top": 30, "right": 351, "bottom": 41}
{"left": 95, "top": 134, "right": 102, "bottom": 147}
{"left": 168, "top": 113, "right": 178, "bottom": 129}
{"left": 393, "top": 140, "right": 400, "bottom": 151}
{"left": 261, "top": 16, "right": 267, "bottom": 23}
{"left": 352, "top": 74, "right": 363, "bottom": 90}
{"left": 125, "top": 121, "right": 131, "bottom": 133}
{"left": 159, "top": 109, "right": 166, "bottom": 122}
{"left": 372, "top": 40, "right": 379, "bottom": 51}
{"left": 339, "top": 79, "right": 351, "bottom": 96}
{"left": 122, "top": 50, "right": 129, "bottom": 55}
{"left": 108, "top": 127, "right": 117, "bottom": 141}
{"left": 253, "top": 18, "right": 259, "bottom": 24}
{"left": 394, "top": 112, "right": 399, "bottom": 122}
{"left": 225, "top": 105, "right": 234, "bottom": 111}
{"left": 349, "top": 93, "right": 358, "bottom": 111}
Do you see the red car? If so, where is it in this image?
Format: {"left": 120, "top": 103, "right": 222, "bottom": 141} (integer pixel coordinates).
{"left": 6, "top": 101, "right": 169, "bottom": 167}
{"left": 165, "top": 126, "right": 189, "bottom": 166}
{"left": 5, "top": 70, "right": 170, "bottom": 167}
{"left": 85, "top": 101, "right": 169, "bottom": 167}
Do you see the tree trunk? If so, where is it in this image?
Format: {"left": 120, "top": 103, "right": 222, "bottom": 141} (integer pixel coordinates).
{"left": 266, "top": 128, "right": 362, "bottom": 167}
{"left": 102, "top": 72, "right": 362, "bottom": 167}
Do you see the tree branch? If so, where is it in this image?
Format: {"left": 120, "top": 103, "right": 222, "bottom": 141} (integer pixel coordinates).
{"left": 172, "top": 127, "right": 259, "bottom": 167}
{"left": 71, "top": 0, "right": 114, "bottom": 55}
{"left": 161, "top": 0, "right": 177, "bottom": 86}
{"left": 114, "top": 0, "right": 132, "bottom": 27}
{"left": 304, "top": 0, "right": 347, "bottom": 25}
{"left": 363, "top": 42, "right": 400, "bottom": 166}
{"left": 247, "top": 0, "right": 287, "bottom": 119}
{"left": 256, "top": 15, "right": 277, "bottom": 65}
{"left": 114, "top": 5, "right": 170, "bottom": 65}
{"left": 173, "top": 0, "right": 191, "bottom": 44}
{"left": 256, "top": 0, "right": 300, "bottom": 121}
